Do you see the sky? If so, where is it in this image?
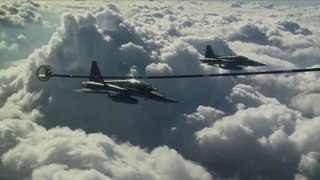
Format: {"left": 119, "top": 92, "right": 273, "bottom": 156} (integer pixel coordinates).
{"left": 0, "top": 0, "right": 320, "bottom": 179}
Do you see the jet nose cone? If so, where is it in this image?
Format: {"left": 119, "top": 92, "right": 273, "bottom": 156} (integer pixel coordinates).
{"left": 249, "top": 59, "right": 267, "bottom": 66}
{"left": 256, "top": 62, "right": 267, "bottom": 66}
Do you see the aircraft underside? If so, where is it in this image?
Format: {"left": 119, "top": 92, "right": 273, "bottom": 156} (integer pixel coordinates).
{"left": 108, "top": 94, "right": 139, "bottom": 104}
{"left": 204, "top": 61, "right": 244, "bottom": 70}
{"left": 218, "top": 64, "right": 243, "bottom": 70}
{"left": 74, "top": 87, "right": 178, "bottom": 104}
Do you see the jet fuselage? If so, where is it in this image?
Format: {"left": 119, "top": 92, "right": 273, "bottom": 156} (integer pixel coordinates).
{"left": 73, "top": 61, "right": 179, "bottom": 104}
{"left": 81, "top": 79, "right": 156, "bottom": 97}
{"left": 77, "top": 78, "right": 179, "bottom": 104}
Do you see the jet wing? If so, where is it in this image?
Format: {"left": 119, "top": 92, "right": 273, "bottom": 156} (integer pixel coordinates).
{"left": 148, "top": 91, "right": 180, "bottom": 103}
{"left": 200, "top": 57, "right": 233, "bottom": 65}
{"left": 74, "top": 88, "right": 122, "bottom": 95}
{"left": 107, "top": 84, "right": 128, "bottom": 92}
{"left": 216, "top": 57, "right": 234, "bottom": 63}
{"left": 74, "top": 88, "right": 99, "bottom": 93}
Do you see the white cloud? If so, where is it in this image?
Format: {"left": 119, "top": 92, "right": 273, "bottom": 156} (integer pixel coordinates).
{"left": 185, "top": 105, "right": 224, "bottom": 125}
{"left": 229, "top": 24, "right": 269, "bottom": 45}
{"left": 289, "top": 117, "right": 320, "bottom": 153}
{"left": 0, "top": 61, "right": 38, "bottom": 113}
{"left": 1, "top": 1, "right": 320, "bottom": 179}
{"left": 237, "top": 68, "right": 320, "bottom": 106}
{"left": 0, "top": 119, "right": 212, "bottom": 180}
{"left": 296, "top": 151, "right": 320, "bottom": 179}
{"left": 0, "top": 1, "right": 43, "bottom": 28}
{"left": 32, "top": 165, "right": 112, "bottom": 180}
{"left": 192, "top": 84, "right": 315, "bottom": 178}
{"left": 291, "top": 93, "right": 320, "bottom": 117}
{"left": 16, "top": 34, "right": 27, "bottom": 43}
{"left": 278, "top": 21, "right": 312, "bottom": 35}
{"left": 0, "top": 32, "right": 7, "bottom": 39}
{"left": 96, "top": 9, "right": 124, "bottom": 31}
{"left": 261, "top": 3, "right": 274, "bottom": 9}
{"left": 0, "top": 89, "right": 42, "bottom": 121}
{"left": 119, "top": 42, "right": 150, "bottom": 75}
{"left": 0, "top": 40, "right": 18, "bottom": 51}
{"left": 159, "top": 40, "right": 201, "bottom": 74}
{"left": 146, "top": 63, "right": 173, "bottom": 75}
{"left": 230, "top": 2, "right": 241, "bottom": 8}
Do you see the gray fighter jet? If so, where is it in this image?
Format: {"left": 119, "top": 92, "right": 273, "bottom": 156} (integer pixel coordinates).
{"left": 41, "top": 61, "right": 179, "bottom": 104}
{"left": 199, "top": 45, "right": 266, "bottom": 70}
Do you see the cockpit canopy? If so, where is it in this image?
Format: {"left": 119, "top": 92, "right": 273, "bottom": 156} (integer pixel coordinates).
{"left": 238, "top": 56, "right": 247, "bottom": 59}
{"left": 128, "top": 79, "right": 156, "bottom": 91}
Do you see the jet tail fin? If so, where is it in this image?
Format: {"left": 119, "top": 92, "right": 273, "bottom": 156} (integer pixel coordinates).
{"left": 90, "top": 61, "right": 104, "bottom": 82}
{"left": 205, "top": 45, "right": 217, "bottom": 58}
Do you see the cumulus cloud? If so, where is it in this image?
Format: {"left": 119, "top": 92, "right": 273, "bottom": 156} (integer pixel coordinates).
{"left": 32, "top": 165, "right": 112, "bottom": 180}
{"left": 194, "top": 90, "right": 300, "bottom": 179}
{"left": 0, "top": 40, "right": 18, "bottom": 51}
{"left": 239, "top": 67, "right": 320, "bottom": 108}
{"left": 296, "top": 151, "right": 320, "bottom": 179}
{"left": 229, "top": 24, "right": 269, "bottom": 45}
{"left": 16, "top": 34, "right": 28, "bottom": 43}
{"left": 187, "top": 83, "right": 320, "bottom": 179}
{"left": 185, "top": 106, "right": 225, "bottom": 125}
{"left": 230, "top": 1, "right": 241, "bottom": 8}
{"left": 258, "top": 2, "right": 274, "bottom": 9}
{"left": 1, "top": 1, "right": 320, "bottom": 180}
{"left": 279, "top": 21, "right": 312, "bottom": 35}
{"left": 291, "top": 93, "right": 320, "bottom": 117}
{"left": 0, "top": 119, "right": 211, "bottom": 180}
{"left": 0, "top": 32, "right": 7, "bottom": 39}
{"left": 146, "top": 63, "right": 173, "bottom": 75}
{"left": 1, "top": 6, "right": 216, "bottom": 179}
{"left": 0, "top": 1, "right": 43, "bottom": 28}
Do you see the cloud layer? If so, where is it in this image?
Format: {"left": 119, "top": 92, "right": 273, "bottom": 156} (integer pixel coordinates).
{"left": 0, "top": 1, "right": 42, "bottom": 28}
{"left": 1, "top": 1, "right": 320, "bottom": 179}
{"left": 0, "top": 119, "right": 211, "bottom": 180}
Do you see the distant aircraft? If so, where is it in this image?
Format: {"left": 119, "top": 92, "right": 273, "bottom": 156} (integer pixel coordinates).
{"left": 199, "top": 45, "right": 266, "bottom": 70}
{"left": 37, "top": 62, "right": 179, "bottom": 104}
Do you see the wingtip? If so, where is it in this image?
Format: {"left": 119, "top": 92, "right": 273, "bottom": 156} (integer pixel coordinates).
{"left": 171, "top": 99, "right": 182, "bottom": 103}
{"left": 163, "top": 99, "right": 181, "bottom": 103}
{"left": 259, "top": 63, "right": 267, "bottom": 67}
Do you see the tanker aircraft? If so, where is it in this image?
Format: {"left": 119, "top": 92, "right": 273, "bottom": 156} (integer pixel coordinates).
{"left": 199, "top": 45, "right": 266, "bottom": 70}
{"left": 37, "top": 62, "right": 179, "bottom": 104}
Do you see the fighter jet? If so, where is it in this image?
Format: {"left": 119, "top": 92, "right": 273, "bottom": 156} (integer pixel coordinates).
{"left": 199, "top": 45, "right": 266, "bottom": 70}
{"left": 37, "top": 61, "right": 179, "bottom": 104}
